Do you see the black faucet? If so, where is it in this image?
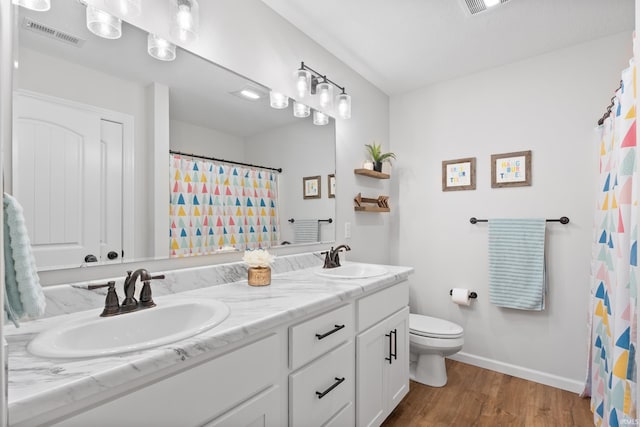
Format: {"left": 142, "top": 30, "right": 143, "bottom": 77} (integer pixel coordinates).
{"left": 322, "top": 245, "right": 351, "bottom": 268}
{"left": 88, "top": 269, "right": 165, "bottom": 317}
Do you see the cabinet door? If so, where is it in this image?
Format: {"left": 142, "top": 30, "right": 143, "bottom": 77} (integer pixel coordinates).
{"left": 356, "top": 307, "right": 409, "bottom": 427}
{"left": 204, "top": 386, "right": 281, "bottom": 427}
{"left": 386, "top": 307, "right": 410, "bottom": 410}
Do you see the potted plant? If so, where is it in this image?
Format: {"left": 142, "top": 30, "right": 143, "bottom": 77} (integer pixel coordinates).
{"left": 365, "top": 142, "right": 396, "bottom": 173}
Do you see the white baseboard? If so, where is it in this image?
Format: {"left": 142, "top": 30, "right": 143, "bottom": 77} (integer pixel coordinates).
{"left": 447, "top": 352, "right": 585, "bottom": 394}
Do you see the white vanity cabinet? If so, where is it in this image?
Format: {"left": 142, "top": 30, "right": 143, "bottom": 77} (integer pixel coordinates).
{"left": 356, "top": 282, "right": 410, "bottom": 427}
{"left": 25, "top": 277, "right": 410, "bottom": 427}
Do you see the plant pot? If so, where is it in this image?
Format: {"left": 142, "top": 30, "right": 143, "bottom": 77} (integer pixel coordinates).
{"left": 248, "top": 266, "right": 271, "bottom": 286}
{"left": 373, "top": 161, "right": 383, "bottom": 172}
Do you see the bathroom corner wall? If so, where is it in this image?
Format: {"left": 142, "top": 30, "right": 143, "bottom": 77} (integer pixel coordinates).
{"left": 390, "top": 31, "right": 633, "bottom": 391}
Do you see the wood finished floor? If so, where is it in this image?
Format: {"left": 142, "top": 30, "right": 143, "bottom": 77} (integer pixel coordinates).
{"left": 382, "top": 360, "right": 593, "bottom": 427}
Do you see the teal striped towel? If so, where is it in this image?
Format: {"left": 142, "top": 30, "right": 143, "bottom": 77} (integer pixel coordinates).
{"left": 488, "top": 218, "right": 546, "bottom": 311}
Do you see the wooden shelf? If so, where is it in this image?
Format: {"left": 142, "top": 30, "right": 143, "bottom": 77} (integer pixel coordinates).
{"left": 354, "top": 169, "right": 390, "bottom": 179}
{"left": 355, "top": 206, "right": 391, "bottom": 213}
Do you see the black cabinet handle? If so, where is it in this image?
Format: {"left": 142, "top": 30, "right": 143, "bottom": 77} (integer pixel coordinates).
{"left": 107, "top": 251, "right": 119, "bottom": 260}
{"left": 84, "top": 254, "right": 98, "bottom": 263}
{"left": 391, "top": 329, "right": 398, "bottom": 361}
{"left": 315, "top": 377, "right": 345, "bottom": 399}
{"left": 385, "top": 331, "right": 393, "bottom": 364}
{"left": 315, "top": 324, "right": 345, "bottom": 340}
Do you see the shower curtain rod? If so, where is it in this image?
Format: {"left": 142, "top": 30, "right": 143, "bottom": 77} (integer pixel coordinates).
{"left": 597, "top": 80, "right": 623, "bottom": 126}
{"left": 169, "top": 150, "right": 282, "bottom": 173}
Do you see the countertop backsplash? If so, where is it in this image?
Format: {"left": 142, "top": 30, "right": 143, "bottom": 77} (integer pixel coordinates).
{"left": 41, "top": 252, "right": 325, "bottom": 319}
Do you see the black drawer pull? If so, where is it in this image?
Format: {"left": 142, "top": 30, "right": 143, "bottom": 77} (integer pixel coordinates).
{"left": 315, "top": 377, "right": 345, "bottom": 399}
{"left": 385, "top": 331, "right": 393, "bottom": 364}
{"left": 315, "top": 324, "right": 345, "bottom": 340}
{"left": 391, "top": 329, "right": 398, "bottom": 360}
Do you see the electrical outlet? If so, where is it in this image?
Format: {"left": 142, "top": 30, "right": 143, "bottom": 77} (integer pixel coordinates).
{"left": 345, "top": 222, "right": 351, "bottom": 239}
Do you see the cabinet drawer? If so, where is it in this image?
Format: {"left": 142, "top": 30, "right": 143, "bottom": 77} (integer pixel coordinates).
{"left": 289, "top": 304, "right": 354, "bottom": 370}
{"left": 357, "top": 281, "right": 408, "bottom": 332}
{"left": 289, "top": 341, "right": 355, "bottom": 427}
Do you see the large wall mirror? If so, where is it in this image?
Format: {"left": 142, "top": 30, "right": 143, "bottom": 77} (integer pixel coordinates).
{"left": 11, "top": 0, "right": 336, "bottom": 271}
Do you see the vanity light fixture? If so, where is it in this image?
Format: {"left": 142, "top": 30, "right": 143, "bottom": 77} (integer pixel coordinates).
{"left": 295, "top": 62, "right": 351, "bottom": 119}
{"left": 337, "top": 91, "right": 351, "bottom": 120}
{"left": 147, "top": 34, "right": 176, "bottom": 61}
{"left": 12, "top": 0, "right": 50, "bottom": 11}
{"left": 172, "top": 0, "right": 199, "bottom": 43}
{"left": 269, "top": 91, "right": 289, "bottom": 109}
{"left": 86, "top": 5, "right": 122, "bottom": 39}
{"left": 313, "top": 110, "right": 329, "bottom": 126}
{"left": 293, "top": 101, "right": 310, "bottom": 118}
{"left": 106, "top": 0, "right": 142, "bottom": 17}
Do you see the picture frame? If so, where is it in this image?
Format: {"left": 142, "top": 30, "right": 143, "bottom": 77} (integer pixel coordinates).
{"left": 328, "top": 174, "right": 336, "bottom": 198}
{"left": 491, "top": 150, "right": 532, "bottom": 188}
{"left": 303, "top": 175, "right": 321, "bottom": 199}
{"left": 442, "top": 157, "right": 476, "bottom": 191}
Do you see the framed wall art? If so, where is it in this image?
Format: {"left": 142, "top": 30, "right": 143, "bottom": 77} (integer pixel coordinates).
{"left": 442, "top": 157, "right": 476, "bottom": 191}
{"left": 303, "top": 175, "right": 321, "bottom": 199}
{"left": 328, "top": 174, "right": 336, "bottom": 198}
{"left": 491, "top": 150, "right": 531, "bottom": 188}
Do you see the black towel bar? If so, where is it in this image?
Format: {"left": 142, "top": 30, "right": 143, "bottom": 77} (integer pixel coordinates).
{"left": 469, "top": 216, "right": 569, "bottom": 225}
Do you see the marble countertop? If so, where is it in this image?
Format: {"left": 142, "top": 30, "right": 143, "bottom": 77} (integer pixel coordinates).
{"left": 6, "top": 262, "right": 413, "bottom": 426}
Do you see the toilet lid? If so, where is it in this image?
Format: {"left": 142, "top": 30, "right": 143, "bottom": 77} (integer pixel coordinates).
{"left": 409, "top": 314, "right": 464, "bottom": 338}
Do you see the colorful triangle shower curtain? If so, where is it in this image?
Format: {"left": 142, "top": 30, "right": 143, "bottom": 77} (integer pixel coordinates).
{"left": 169, "top": 154, "right": 280, "bottom": 257}
{"left": 585, "top": 59, "right": 639, "bottom": 426}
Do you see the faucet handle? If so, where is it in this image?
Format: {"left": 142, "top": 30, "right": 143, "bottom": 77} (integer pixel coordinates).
{"left": 139, "top": 273, "right": 164, "bottom": 308}
{"left": 88, "top": 281, "right": 120, "bottom": 317}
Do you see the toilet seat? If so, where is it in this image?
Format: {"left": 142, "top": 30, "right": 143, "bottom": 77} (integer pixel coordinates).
{"left": 409, "top": 314, "right": 463, "bottom": 339}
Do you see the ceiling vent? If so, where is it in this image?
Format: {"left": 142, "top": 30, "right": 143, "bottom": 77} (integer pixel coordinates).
{"left": 461, "top": 0, "right": 511, "bottom": 15}
{"left": 22, "top": 17, "right": 86, "bottom": 47}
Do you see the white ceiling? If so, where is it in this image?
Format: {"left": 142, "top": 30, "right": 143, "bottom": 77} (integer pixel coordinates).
{"left": 262, "top": 0, "right": 635, "bottom": 95}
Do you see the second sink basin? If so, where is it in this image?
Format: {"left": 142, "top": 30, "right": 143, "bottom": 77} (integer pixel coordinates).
{"left": 28, "top": 298, "right": 230, "bottom": 358}
{"left": 315, "top": 262, "right": 388, "bottom": 279}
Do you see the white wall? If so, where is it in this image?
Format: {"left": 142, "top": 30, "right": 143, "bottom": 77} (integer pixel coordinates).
{"left": 390, "top": 31, "right": 633, "bottom": 391}
{"left": 170, "top": 119, "right": 245, "bottom": 160}
{"left": 245, "top": 120, "right": 336, "bottom": 243}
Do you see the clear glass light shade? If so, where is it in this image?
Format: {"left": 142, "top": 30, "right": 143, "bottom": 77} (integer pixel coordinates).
{"left": 295, "top": 69, "right": 311, "bottom": 98}
{"left": 106, "top": 0, "right": 142, "bottom": 17}
{"left": 12, "top": 0, "right": 50, "bottom": 11}
{"left": 317, "top": 81, "right": 334, "bottom": 109}
{"left": 172, "top": 0, "right": 199, "bottom": 43}
{"left": 293, "top": 101, "right": 310, "bottom": 118}
{"left": 86, "top": 6, "right": 122, "bottom": 39}
{"left": 337, "top": 93, "right": 352, "bottom": 119}
{"left": 269, "top": 91, "right": 289, "bottom": 109}
{"left": 313, "top": 110, "right": 329, "bottom": 126}
{"left": 147, "top": 34, "right": 177, "bottom": 61}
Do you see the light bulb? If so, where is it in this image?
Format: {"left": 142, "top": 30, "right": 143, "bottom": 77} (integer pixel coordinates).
{"left": 337, "top": 93, "right": 351, "bottom": 119}
{"left": 172, "top": 0, "right": 199, "bottom": 43}
{"left": 295, "top": 69, "right": 311, "bottom": 98}
{"left": 106, "top": 0, "right": 142, "bottom": 17}
{"left": 269, "top": 91, "right": 289, "bottom": 109}
{"left": 148, "top": 34, "right": 177, "bottom": 61}
{"left": 293, "top": 101, "right": 310, "bottom": 118}
{"left": 86, "top": 6, "right": 122, "bottom": 40}
{"left": 12, "top": 0, "right": 50, "bottom": 11}
{"left": 317, "top": 81, "right": 333, "bottom": 109}
{"left": 313, "top": 111, "right": 329, "bottom": 126}
{"left": 484, "top": 0, "right": 500, "bottom": 7}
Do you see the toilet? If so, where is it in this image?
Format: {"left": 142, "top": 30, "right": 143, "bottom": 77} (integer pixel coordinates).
{"left": 409, "top": 314, "right": 464, "bottom": 387}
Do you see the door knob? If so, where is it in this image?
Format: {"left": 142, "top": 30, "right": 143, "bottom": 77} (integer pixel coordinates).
{"left": 84, "top": 254, "right": 98, "bottom": 263}
{"left": 107, "top": 251, "right": 119, "bottom": 260}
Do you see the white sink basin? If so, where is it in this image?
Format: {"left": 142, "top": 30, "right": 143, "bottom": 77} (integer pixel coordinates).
{"left": 28, "top": 298, "right": 230, "bottom": 358}
{"left": 315, "top": 263, "right": 388, "bottom": 279}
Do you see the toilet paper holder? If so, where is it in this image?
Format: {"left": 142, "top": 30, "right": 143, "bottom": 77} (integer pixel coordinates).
{"left": 449, "top": 289, "right": 478, "bottom": 299}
